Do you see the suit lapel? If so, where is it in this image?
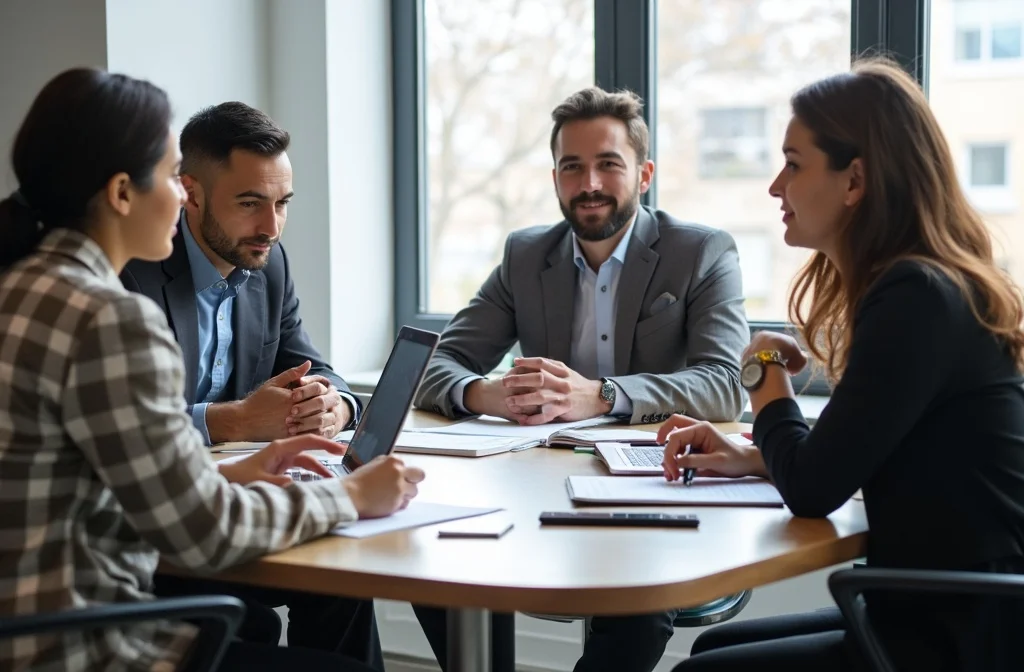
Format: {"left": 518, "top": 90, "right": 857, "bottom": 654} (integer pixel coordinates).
{"left": 161, "top": 229, "right": 200, "bottom": 404}
{"left": 614, "top": 208, "right": 660, "bottom": 375}
{"left": 232, "top": 272, "right": 266, "bottom": 399}
{"left": 540, "top": 230, "right": 576, "bottom": 366}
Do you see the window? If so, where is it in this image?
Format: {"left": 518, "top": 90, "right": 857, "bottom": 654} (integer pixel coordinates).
{"left": 656, "top": 0, "right": 851, "bottom": 323}
{"left": 956, "top": 27, "right": 982, "bottom": 60}
{"left": 992, "top": 23, "right": 1023, "bottom": 59}
{"left": 950, "top": 1, "right": 1024, "bottom": 66}
{"left": 393, "top": 0, "right": 931, "bottom": 396}
{"left": 698, "top": 108, "right": 771, "bottom": 179}
{"left": 932, "top": 0, "right": 1022, "bottom": 274}
{"left": 969, "top": 143, "right": 1009, "bottom": 187}
{"left": 731, "top": 231, "right": 773, "bottom": 303}
{"left": 418, "top": 0, "right": 594, "bottom": 316}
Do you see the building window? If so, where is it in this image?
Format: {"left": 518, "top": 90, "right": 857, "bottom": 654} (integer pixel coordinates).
{"left": 962, "top": 143, "right": 1015, "bottom": 214}
{"left": 992, "top": 23, "right": 1023, "bottom": 59}
{"left": 697, "top": 108, "right": 771, "bottom": 180}
{"left": 952, "top": 1, "right": 1024, "bottom": 65}
{"left": 969, "top": 143, "right": 1009, "bottom": 187}
{"left": 955, "top": 27, "right": 983, "bottom": 61}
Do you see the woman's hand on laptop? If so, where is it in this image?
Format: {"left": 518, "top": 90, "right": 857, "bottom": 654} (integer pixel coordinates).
{"left": 342, "top": 455, "right": 426, "bottom": 519}
{"left": 656, "top": 415, "right": 768, "bottom": 481}
{"left": 218, "top": 435, "right": 347, "bottom": 486}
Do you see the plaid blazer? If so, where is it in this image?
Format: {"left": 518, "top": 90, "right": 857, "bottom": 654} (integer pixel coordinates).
{"left": 0, "top": 230, "right": 358, "bottom": 671}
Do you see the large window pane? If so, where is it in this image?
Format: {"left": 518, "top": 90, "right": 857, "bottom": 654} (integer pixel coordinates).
{"left": 931, "top": 0, "right": 1023, "bottom": 273}
{"left": 655, "top": 0, "right": 852, "bottom": 322}
{"left": 423, "top": 0, "right": 594, "bottom": 314}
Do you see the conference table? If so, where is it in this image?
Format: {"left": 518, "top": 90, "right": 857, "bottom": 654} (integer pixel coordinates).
{"left": 203, "top": 411, "right": 869, "bottom": 672}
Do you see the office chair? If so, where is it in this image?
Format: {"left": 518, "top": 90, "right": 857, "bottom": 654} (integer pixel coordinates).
{"left": 829, "top": 567, "right": 1024, "bottom": 672}
{"left": 0, "top": 595, "right": 246, "bottom": 672}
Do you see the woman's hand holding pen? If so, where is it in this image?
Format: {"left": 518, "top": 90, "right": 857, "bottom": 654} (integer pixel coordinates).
{"left": 656, "top": 415, "right": 769, "bottom": 482}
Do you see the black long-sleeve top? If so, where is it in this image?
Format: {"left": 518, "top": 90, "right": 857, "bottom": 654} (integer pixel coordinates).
{"left": 753, "top": 260, "right": 1024, "bottom": 571}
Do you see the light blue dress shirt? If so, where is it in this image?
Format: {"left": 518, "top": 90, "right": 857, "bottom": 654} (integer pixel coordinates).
{"left": 182, "top": 222, "right": 250, "bottom": 444}
{"left": 452, "top": 217, "right": 636, "bottom": 417}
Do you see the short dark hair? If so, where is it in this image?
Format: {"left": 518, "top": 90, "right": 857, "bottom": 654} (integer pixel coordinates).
{"left": 0, "top": 68, "right": 171, "bottom": 268}
{"left": 549, "top": 87, "right": 649, "bottom": 163}
{"left": 179, "top": 102, "right": 289, "bottom": 176}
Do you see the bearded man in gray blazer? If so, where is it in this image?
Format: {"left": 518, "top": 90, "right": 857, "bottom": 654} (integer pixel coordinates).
{"left": 412, "top": 88, "right": 749, "bottom": 672}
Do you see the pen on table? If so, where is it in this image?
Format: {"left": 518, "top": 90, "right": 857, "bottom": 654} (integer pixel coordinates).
{"left": 679, "top": 443, "right": 695, "bottom": 487}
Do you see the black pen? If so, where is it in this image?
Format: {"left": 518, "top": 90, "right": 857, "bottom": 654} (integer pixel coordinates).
{"left": 682, "top": 467, "right": 695, "bottom": 487}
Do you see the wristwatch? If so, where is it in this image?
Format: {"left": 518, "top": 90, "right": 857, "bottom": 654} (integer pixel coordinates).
{"left": 740, "top": 350, "right": 787, "bottom": 391}
{"left": 599, "top": 378, "right": 617, "bottom": 406}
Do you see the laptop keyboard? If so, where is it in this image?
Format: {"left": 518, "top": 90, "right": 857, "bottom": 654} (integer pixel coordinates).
{"left": 623, "top": 447, "right": 664, "bottom": 467}
{"left": 285, "top": 460, "right": 345, "bottom": 481}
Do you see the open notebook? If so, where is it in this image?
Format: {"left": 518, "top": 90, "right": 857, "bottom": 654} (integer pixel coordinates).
{"left": 394, "top": 415, "right": 658, "bottom": 456}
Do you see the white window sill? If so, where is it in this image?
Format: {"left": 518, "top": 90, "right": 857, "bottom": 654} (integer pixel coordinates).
{"left": 343, "top": 369, "right": 830, "bottom": 423}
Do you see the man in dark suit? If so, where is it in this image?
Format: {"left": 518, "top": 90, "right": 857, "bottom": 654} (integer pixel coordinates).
{"left": 121, "top": 102, "right": 380, "bottom": 669}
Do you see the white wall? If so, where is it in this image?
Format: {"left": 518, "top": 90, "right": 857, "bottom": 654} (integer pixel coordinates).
{"left": 104, "top": 0, "right": 395, "bottom": 370}
{"left": 266, "top": 0, "right": 334, "bottom": 365}
{"left": 105, "top": 0, "right": 269, "bottom": 136}
{"left": 0, "top": 0, "right": 109, "bottom": 191}
{"left": 323, "top": 0, "right": 395, "bottom": 371}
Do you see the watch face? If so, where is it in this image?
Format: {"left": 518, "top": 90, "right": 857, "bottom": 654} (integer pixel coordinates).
{"left": 600, "top": 380, "right": 616, "bottom": 402}
{"left": 740, "top": 361, "right": 762, "bottom": 390}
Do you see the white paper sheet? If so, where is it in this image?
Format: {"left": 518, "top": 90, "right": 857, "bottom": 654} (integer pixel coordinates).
{"left": 408, "top": 415, "right": 615, "bottom": 440}
{"left": 567, "top": 475, "right": 784, "bottom": 507}
{"left": 330, "top": 502, "right": 503, "bottom": 538}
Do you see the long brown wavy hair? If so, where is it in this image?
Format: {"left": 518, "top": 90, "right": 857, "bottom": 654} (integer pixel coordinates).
{"left": 787, "top": 57, "right": 1024, "bottom": 382}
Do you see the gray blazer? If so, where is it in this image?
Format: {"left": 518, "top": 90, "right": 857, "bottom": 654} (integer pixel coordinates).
{"left": 414, "top": 206, "right": 749, "bottom": 424}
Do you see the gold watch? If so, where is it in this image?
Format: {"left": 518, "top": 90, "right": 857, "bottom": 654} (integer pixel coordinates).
{"left": 740, "top": 350, "right": 787, "bottom": 391}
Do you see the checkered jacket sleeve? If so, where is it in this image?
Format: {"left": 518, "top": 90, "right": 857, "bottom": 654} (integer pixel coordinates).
{"left": 61, "top": 292, "right": 357, "bottom": 571}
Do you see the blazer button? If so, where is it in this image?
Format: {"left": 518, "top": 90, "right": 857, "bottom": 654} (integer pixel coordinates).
{"left": 642, "top": 415, "right": 649, "bottom": 423}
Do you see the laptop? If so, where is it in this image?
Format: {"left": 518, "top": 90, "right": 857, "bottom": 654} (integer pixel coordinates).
{"left": 594, "top": 443, "right": 668, "bottom": 475}
{"left": 320, "top": 326, "right": 439, "bottom": 476}
{"left": 594, "top": 434, "right": 753, "bottom": 476}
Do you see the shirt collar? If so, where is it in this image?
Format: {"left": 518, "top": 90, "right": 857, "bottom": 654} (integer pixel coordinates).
{"left": 181, "top": 213, "right": 249, "bottom": 292}
{"left": 36, "top": 228, "right": 120, "bottom": 286}
{"left": 572, "top": 212, "right": 637, "bottom": 272}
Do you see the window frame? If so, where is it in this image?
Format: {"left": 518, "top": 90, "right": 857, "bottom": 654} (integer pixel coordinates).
{"left": 392, "top": 0, "right": 929, "bottom": 396}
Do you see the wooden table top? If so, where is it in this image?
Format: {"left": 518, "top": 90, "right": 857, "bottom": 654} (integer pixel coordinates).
{"left": 201, "top": 412, "right": 868, "bottom": 615}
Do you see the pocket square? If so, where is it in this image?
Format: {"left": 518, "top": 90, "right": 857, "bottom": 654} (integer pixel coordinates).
{"left": 650, "top": 292, "right": 677, "bottom": 314}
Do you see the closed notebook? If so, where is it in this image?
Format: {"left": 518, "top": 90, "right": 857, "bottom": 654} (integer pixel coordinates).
{"left": 566, "top": 475, "right": 784, "bottom": 507}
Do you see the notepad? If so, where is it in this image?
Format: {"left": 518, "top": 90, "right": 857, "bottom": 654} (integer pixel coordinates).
{"left": 391, "top": 433, "right": 536, "bottom": 457}
{"left": 330, "top": 502, "right": 502, "bottom": 538}
{"left": 566, "top": 475, "right": 784, "bottom": 507}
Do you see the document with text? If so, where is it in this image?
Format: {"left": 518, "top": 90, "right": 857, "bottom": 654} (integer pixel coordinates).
{"left": 566, "top": 475, "right": 784, "bottom": 507}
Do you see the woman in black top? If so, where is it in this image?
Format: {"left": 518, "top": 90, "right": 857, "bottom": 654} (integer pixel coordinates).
{"left": 659, "top": 58, "right": 1024, "bottom": 671}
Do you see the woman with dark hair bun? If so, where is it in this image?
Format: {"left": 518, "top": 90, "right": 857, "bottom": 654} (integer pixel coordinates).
{"left": 0, "top": 68, "right": 423, "bottom": 672}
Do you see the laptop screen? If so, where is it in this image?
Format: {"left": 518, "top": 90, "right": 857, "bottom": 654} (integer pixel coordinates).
{"left": 344, "top": 327, "right": 439, "bottom": 470}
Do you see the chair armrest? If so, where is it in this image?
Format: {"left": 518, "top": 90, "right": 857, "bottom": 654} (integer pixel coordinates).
{"left": 828, "top": 568, "right": 1024, "bottom": 672}
{"left": 0, "top": 595, "right": 245, "bottom": 672}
